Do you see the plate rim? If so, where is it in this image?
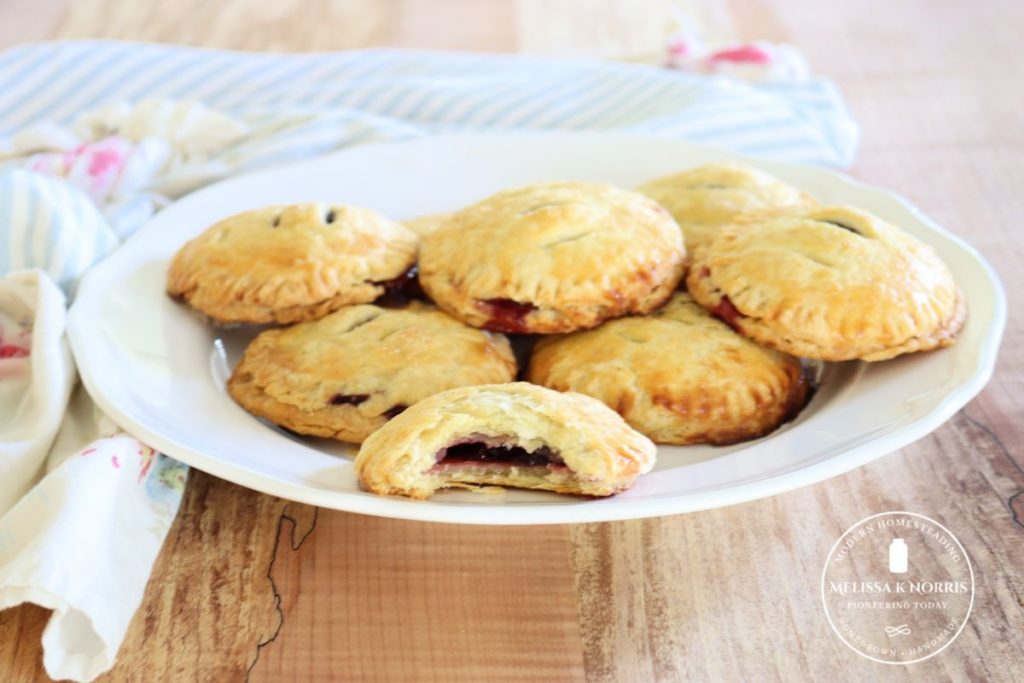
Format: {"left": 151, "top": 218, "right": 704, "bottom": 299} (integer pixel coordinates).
{"left": 67, "top": 131, "right": 1008, "bottom": 524}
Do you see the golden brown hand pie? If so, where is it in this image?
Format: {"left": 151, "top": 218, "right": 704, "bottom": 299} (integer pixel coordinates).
{"left": 528, "top": 293, "right": 809, "bottom": 445}
{"left": 168, "top": 203, "right": 418, "bottom": 324}
{"left": 637, "top": 163, "right": 815, "bottom": 256}
{"left": 228, "top": 303, "right": 516, "bottom": 443}
{"left": 687, "top": 205, "right": 966, "bottom": 361}
{"left": 418, "top": 181, "right": 685, "bottom": 334}
{"left": 355, "top": 382, "right": 657, "bottom": 499}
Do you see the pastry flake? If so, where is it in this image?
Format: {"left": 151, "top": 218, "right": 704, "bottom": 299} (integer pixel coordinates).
{"left": 402, "top": 212, "right": 452, "bottom": 237}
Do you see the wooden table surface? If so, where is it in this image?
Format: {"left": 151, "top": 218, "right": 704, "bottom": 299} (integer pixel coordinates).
{"left": 1, "top": 1, "right": 1022, "bottom": 681}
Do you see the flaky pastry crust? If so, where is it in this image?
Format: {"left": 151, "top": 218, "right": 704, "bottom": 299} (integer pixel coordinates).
{"left": 637, "top": 163, "right": 815, "bottom": 256}
{"left": 168, "top": 203, "right": 418, "bottom": 324}
{"left": 418, "top": 181, "right": 685, "bottom": 334}
{"left": 355, "top": 383, "right": 656, "bottom": 499}
{"left": 528, "top": 293, "right": 809, "bottom": 444}
{"left": 686, "top": 205, "right": 966, "bottom": 361}
{"left": 402, "top": 213, "right": 451, "bottom": 237}
{"left": 228, "top": 303, "right": 516, "bottom": 443}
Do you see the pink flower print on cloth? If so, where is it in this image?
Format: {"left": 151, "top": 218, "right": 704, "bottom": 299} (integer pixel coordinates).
{"left": 26, "top": 137, "right": 130, "bottom": 203}
{"left": 75, "top": 438, "right": 186, "bottom": 504}
{"left": 0, "top": 313, "right": 31, "bottom": 379}
{"left": 24, "top": 136, "right": 168, "bottom": 206}
{"left": 0, "top": 336, "right": 29, "bottom": 358}
{"left": 0, "top": 310, "right": 31, "bottom": 359}
{"left": 664, "top": 38, "right": 809, "bottom": 83}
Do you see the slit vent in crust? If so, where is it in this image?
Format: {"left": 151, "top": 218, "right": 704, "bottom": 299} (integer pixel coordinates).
{"left": 820, "top": 219, "right": 862, "bottom": 235}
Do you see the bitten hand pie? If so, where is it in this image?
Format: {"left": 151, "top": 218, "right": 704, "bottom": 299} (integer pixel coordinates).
{"left": 687, "top": 205, "right": 966, "bottom": 361}
{"left": 228, "top": 303, "right": 516, "bottom": 443}
{"left": 355, "top": 383, "right": 657, "bottom": 499}
{"left": 528, "top": 293, "right": 810, "bottom": 445}
{"left": 168, "top": 203, "right": 418, "bottom": 324}
{"left": 637, "top": 163, "right": 815, "bottom": 256}
{"left": 418, "top": 181, "right": 685, "bottom": 334}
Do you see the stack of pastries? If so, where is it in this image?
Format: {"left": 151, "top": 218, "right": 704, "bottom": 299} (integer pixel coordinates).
{"left": 167, "top": 164, "right": 965, "bottom": 500}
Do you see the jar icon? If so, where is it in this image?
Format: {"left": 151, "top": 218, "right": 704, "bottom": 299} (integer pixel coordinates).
{"left": 889, "top": 538, "right": 908, "bottom": 573}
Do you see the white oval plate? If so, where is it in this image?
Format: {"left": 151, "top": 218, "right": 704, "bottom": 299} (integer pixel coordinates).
{"left": 67, "top": 133, "right": 1005, "bottom": 524}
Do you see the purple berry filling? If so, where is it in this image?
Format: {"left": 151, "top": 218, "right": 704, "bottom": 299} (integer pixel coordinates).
{"left": 479, "top": 298, "right": 538, "bottom": 333}
{"left": 433, "top": 435, "right": 564, "bottom": 469}
{"left": 372, "top": 266, "right": 425, "bottom": 307}
{"left": 329, "top": 393, "right": 369, "bottom": 406}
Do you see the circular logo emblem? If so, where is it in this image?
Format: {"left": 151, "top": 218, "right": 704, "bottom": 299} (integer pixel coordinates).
{"left": 821, "top": 512, "right": 974, "bottom": 664}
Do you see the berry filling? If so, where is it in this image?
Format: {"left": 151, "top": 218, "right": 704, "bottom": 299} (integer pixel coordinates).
{"left": 383, "top": 404, "right": 408, "bottom": 419}
{"left": 711, "top": 295, "right": 744, "bottom": 331}
{"left": 372, "top": 266, "right": 425, "bottom": 307}
{"left": 479, "top": 298, "right": 538, "bottom": 333}
{"left": 697, "top": 268, "right": 745, "bottom": 331}
{"left": 432, "top": 435, "right": 565, "bottom": 470}
{"left": 329, "top": 395, "right": 406, "bottom": 420}
{"left": 329, "top": 393, "right": 369, "bottom": 406}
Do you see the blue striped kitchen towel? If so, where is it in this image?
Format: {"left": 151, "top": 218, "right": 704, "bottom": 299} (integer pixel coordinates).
{"left": 0, "top": 41, "right": 858, "bottom": 162}
{"left": 0, "top": 41, "right": 858, "bottom": 291}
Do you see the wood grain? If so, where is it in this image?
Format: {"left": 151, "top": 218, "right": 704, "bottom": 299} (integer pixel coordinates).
{"left": 0, "top": 0, "right": 1021, "bottom": 681}
{"left": 570, "top": 412, "right": 1024, "bottom": 682}
{"left": 248, "top": 516, "right": 585, "bottom": 682}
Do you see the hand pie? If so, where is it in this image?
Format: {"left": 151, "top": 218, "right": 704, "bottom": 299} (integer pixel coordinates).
{"left": 355, "top": 383, "right": 656, "bottom": 499}
{"left": 228, "top": 303, "right": 516, "bottom": 443}
{"left": 168, "top": 203, "right": 418, "bottom": 324}
{"left": 418, "top": 181, "right": 685, "bottom": 334}
{"left": 637, "top": 163, "right": 815, "bottom": 256}
{"left": 528, "top": 293, "right": 809, "bottom": 445}
{"left": 687, "top": 205, "right": 966, "bottom": 361}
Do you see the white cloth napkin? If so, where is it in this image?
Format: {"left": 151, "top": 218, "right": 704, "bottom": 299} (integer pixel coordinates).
{"left": 0, "top": 189, "right": 186, "bottom": 681}
{"left": 0, "top": 271, "right": 74, "bottom": 513}
{"left": 0, "top": 42, "right": 858, "bottom": 682}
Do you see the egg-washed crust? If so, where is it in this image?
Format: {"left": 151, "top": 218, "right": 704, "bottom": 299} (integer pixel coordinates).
{"left": 637, "top": 162, "right": 816, "bottom": 256}
{"left": 418, "top": 181, "right": 686, "bottom": 334}
{"left": 167, "top": 203, "right": 419, "bottom": 324}
{"left": 528, "top": 293, "right": 810, "bottom": 445}
{"left": 355, "top": 382, "right": 657, "bottom": 499}
{"left": 402, "top": 213, "right": 452, "bottom": 237}
{"left": 686, "top": 205, "right": 967, "bottom": 361}
{"left": 227, "top": 303, "right": 517, "bottom": 443}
